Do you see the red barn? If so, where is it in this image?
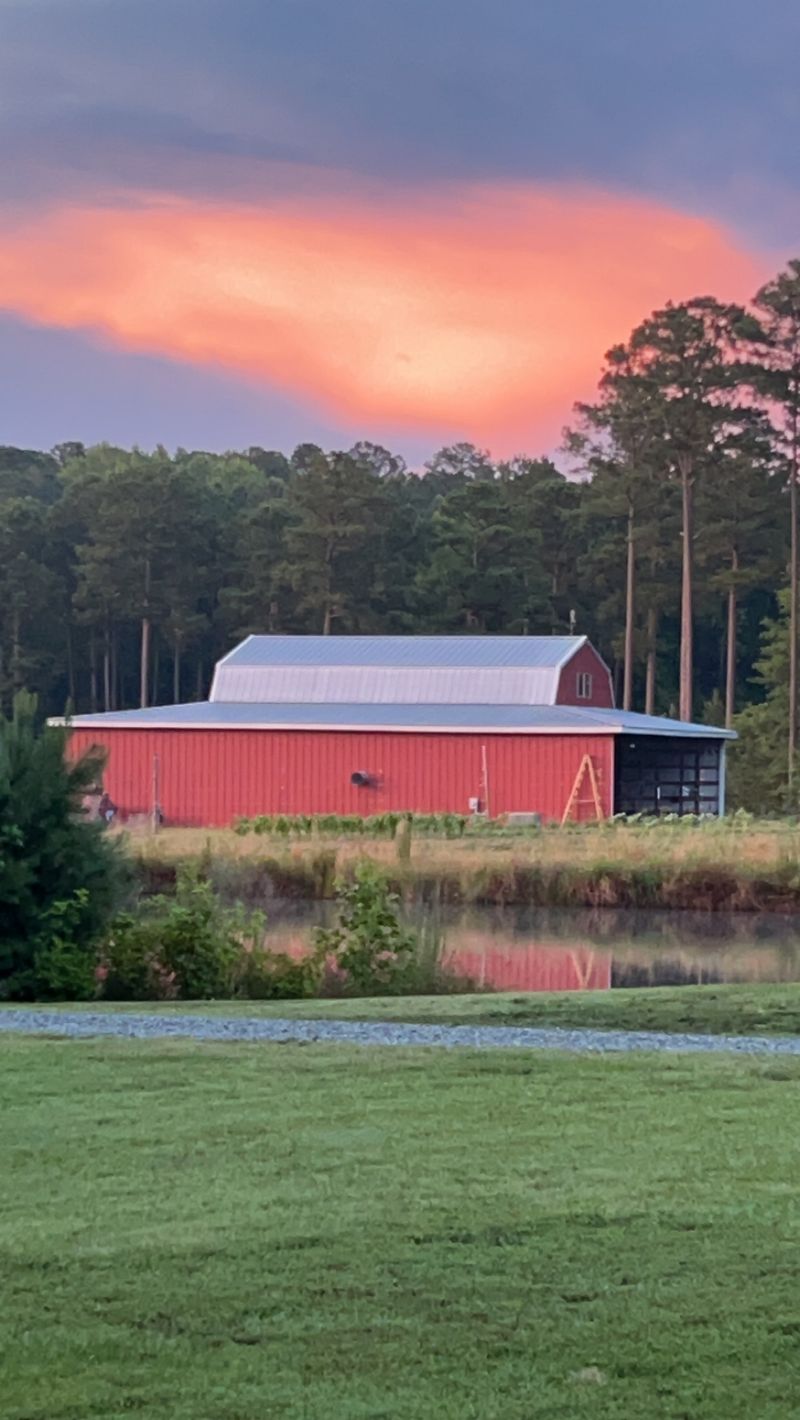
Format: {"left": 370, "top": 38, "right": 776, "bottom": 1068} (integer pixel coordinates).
{"left": 60, "top": 634, "right": 733, "bottom": 825}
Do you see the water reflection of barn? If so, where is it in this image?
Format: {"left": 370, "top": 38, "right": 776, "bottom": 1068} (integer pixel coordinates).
{"left": 446, "top": 939, "right": 612, "bottom": 992}
{"left": 255, "top": 922, "right": 613, "bottom": 993}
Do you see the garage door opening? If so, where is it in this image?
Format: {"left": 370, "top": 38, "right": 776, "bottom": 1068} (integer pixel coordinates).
{"left": 614, "top": 736, "right": 724, "bottom": 817}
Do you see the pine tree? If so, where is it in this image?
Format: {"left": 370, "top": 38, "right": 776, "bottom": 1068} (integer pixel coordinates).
{"left": 590, "top": 300, "right": 761, "bottom": 720}
{"left": 281, "top": 452, "right": 386, "bottom": 633}
{"left": 752, "top": 262, "right": 800, "bottom": 781}
{"left": 729, "top": 592, "right": 799, "bottom": 812}
{"left": 567, "top": 363, "right": 666, "bottom": 708}
{"left": 499, "top": 459, "right": 585, "bottom": 633}
{"left": 0, "top": 499, "right": 65, "bottom": 713}
{"left": 697, "top": 425, "right": 785, "bottom": 727}
{"left": 0, "top": 697, "right": 123, "bottom": 999}
{"left": 416, "top": 480, "right": 549, "bottom": 632}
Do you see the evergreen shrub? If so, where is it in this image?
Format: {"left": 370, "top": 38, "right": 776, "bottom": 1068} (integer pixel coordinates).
{"left": 0, "top": 696, "right": 123, "bottom": 1000}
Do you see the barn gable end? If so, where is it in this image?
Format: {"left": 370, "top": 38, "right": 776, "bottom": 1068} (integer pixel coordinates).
{"left": 556, "top": 641, "right": 615, "bottom": 709}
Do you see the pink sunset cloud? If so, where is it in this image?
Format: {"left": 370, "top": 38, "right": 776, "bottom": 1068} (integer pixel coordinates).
{"left": 0, "top": 182, "right": 767, "bottom": 450}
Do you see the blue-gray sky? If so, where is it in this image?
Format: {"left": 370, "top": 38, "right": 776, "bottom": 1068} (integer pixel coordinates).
{"left": 0, "top": 0, "right": 797, "bottom": 458}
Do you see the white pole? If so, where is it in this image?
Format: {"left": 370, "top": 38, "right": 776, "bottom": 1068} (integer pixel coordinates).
{"left": 151, "top": 754, "right": 160, "bottom": 834}
{"left": 481, "top": 743, "right": 491, "bottom": 818}
{"left": 718, "top": 742, "right": 727, "bottom": 818}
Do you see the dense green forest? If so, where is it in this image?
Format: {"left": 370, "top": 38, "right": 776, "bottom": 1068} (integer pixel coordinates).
{"left": 2, "top": 263, "right": 800, "bottom": 810}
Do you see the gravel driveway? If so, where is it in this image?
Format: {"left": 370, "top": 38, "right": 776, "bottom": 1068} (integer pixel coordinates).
{"left": 2, "top": 1009, "right": 800, "bottom": 1056}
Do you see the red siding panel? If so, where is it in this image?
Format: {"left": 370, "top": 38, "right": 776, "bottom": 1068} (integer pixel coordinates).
{"left": 69, "top": 727, "right": 615, "bottom": 826}
{"left": 556, "top": 642, "right": 615, "bottom": 708}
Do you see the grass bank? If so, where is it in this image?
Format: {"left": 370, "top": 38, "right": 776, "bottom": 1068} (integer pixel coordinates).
{"left": 28, "top": 981, "right": 800, "bottom": 1037}
{"left": 129, "top": 820, "right": 800, "bottom": 911}
{"left": 4, "top": 1035, "right": 800, "bottom": 1418}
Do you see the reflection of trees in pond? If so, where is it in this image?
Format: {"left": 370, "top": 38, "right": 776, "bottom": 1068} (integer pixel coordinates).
{"left": 612, "top": 959, "right": 724, "bottom": 988}
{"left": 473, "top": 907, "right": 800, "bottom": 953}
{"left": 433, "top": 910, "right": 800, "bottom": 988}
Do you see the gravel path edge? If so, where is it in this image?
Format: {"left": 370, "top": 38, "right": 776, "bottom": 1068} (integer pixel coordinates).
{"left": 2, "top": 1009, "right": 800, "bottom": 1056}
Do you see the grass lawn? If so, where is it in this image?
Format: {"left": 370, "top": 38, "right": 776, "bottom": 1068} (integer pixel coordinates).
{"left": 25, "top": 980, "right": 800, "bottom": 1036}
{"left": 4, "top": 1036, "right": 800, "bottom": 1418}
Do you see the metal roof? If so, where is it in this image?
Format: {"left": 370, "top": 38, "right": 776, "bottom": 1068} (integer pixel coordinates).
{"left": 210, "top": 634, "right": 588, "bottom": 706}
{"left": 62, "top": 701, "right": 735, "bottom": 739}
{"left": 220, "top": 634, "right": 586, "bottom": 669}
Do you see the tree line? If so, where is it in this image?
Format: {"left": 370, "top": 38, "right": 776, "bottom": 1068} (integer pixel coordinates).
{"left": 2, "top": 261, "right": 800, "bottom": 811}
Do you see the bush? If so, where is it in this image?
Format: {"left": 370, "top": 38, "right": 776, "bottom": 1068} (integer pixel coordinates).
{"left": 314, "top": 862, "right": 418, "bottom": 993}
{"left": 100, "top": 864, "right": 326, "bottom": 1002}
{"left": 33, "top": 891, "right": 99, "bottom": 1001}
{"left": 155, "top": 868, "right": 246, "bottom": 998}
{"left": 234, "top": 949, "right": 322, "bottom": 1000}
{"left": 101, "top": 864, "right": 265, "bottom": 1000}
{"left": 0, "top": 696, "right": 124, "bottom": 1000}
{"left": 100, "top": 914, "right": 168, "bottom": 1001}
{"left": 104, "top": 861, "right": 475, "bottom": 1001}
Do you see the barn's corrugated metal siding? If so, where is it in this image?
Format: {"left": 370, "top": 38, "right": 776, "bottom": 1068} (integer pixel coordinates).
{"left": 68, "top": 726, "right": 615, "bottom": 825}
{"left": 211, "top": 663, "right": 563, "bottom": 705}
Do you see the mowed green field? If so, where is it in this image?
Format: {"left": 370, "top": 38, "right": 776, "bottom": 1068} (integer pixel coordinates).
{"left": 4, "top": 1037, "right": 800, "bottom": 1419}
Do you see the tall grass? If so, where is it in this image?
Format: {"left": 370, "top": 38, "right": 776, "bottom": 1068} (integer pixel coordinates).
{"left": 125, "top": 817, "right": 800, "bottom": 912}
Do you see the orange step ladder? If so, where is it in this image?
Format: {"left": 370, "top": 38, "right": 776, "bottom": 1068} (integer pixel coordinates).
{"left": 560, "top": 754, "right": 604, "bottom": 826}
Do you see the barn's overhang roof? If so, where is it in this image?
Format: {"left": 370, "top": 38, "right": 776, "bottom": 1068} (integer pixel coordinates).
{"left": 56, "top": 701, "right": 736, "bottom": 739}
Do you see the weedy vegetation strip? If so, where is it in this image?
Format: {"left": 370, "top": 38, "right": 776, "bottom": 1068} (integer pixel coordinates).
{"left": 132, "top": 813, "right": 800, "bottom": 911}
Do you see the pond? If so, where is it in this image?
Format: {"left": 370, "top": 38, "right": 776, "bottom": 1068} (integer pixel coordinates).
{"left": 264, "top": 902, "right": 800, "bottom": 992}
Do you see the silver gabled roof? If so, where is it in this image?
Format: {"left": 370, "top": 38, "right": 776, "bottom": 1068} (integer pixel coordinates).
{"left": 209, "top": 634, "right": 591, "bottom": 706}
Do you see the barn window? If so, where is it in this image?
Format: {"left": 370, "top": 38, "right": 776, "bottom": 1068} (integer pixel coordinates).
{"left": 576, "top": 672, "right": 593, "bottom": 700}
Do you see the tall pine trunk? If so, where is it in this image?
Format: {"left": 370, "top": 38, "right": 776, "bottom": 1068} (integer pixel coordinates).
{"left": 11, "top": 609, "right": 22, "bottom": 697}
{"left": 173, "top": 637, "right": 181, "bottom": 703}
{"left": 623, "top": 498, "right": 635, "bottom": 711}
{"left": 679, "top": 457, "right": 694, "bottom": 721}
{"left": 790, "top": 434, "right": 798, "bottom": 785}
{"left": 140, "top": 557, "right": 151, "bottom": 709}
{"left": 140, "top": 617, "right": 151, "bottom": 708}
{"left": 66, "top": 622, "right": 76, "bottom": 709}
{"left": 103, "top": 630, "right": 111, "bottom": 712}
{"left": 89, "top": 635, "right": 98, "bottom": 713}
{"left": 645, "top": 606, "right": 658, "bottom": 716}
{"left": 725, "top": 549, "right": 739, "bottom": 730}
{"left": 110, "top": 632, "right": 118, "bottom": 710}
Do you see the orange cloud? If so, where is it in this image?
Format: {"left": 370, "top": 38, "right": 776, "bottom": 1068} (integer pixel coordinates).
{"left": 0, "top": 183, "right": 765, "bottom": 449}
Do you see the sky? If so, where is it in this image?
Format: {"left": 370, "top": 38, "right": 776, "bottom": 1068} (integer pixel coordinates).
{"left": 0, "top": 1, "right": 798, "bottom": 463}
